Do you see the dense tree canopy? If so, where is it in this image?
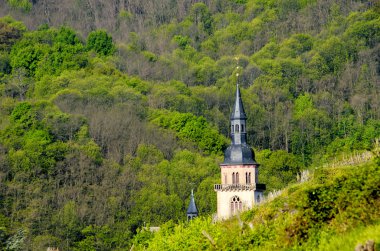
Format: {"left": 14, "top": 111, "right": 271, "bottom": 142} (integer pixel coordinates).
{"left": 0, "top": 0, "right": 379, "bottom": 249}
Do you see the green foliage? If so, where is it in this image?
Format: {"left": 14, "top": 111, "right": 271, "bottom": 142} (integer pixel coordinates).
{"left": 10, "top": 101, "right": 32, "bottom": 123}
{"left": 55, "top": 26, "right": 81, "bottom": 45}
{"left": 345, "top": 10, "right": 380, "bottom": 48}
{"left": 129, "top": 148, "right": 219, "bottom": 225}
{"left": 137, "top": 161, "right": 380, "bottom": 250}
{"left": 326, "top": 119, "right": 380, "bottom": 156}
{"left": 10, "top": 41, "right": 49, "bottom": 76}
{"left": 52, "top": 201, "right": 81, "bottom": 247}
{"left": 192, "top": 56, "right": 219, "bottom": 86}
{"left": 131, "top": 186, "right": 182, "bottom": 225}
{"left": 251, "top": 42, "right": 279, "bottom": 61}
{"left": 136, "top": 144, "right": 164, "bottom": 165}
{"left": 196, "top": 176, "right": 218, "bottom": 213}
{"left": 291, "top": 93, "right": 331, "bottom": 164}
{"left": 189, "top": 3, "right": 214, "bottom": 35}
{"left": 232, "top": 0, "right": 248, "bottom": 4}
{"left": 173, "top": 35, "right": 191, "bottom": 49}
{"left": 0, "top": 2, "right": 379, "bottom": 250}
{"left": 9, "top": 26, "right": 87, "bottom": 78}
{"left": 87, "top": 30, "right": 115, "bottom": 56}
{"left": 31, "top": 235, "right": 61, "bottom": 250}
{"left": 150, "top": 110, "right": 227, "bottom": 154}
{"left": 0, "top": 53, "right": 11, "bottom": 77}
{"left": 318, "top": 36, "right": 349, "bottom": 74}
{"left": 278, "top": 33, "right": 313, "bottom": 58}
{"left": 132, "top": 227, "right": 154, "bottom": 249}
{"left": 1, "top": 102, "right": 70, "bottom": 174}
{"left": 0, "top": 214, "right": 9, "bottom": 249}
{"left": 257, "top": 149, "right": 304, "bottom": 191}
{"left": 6, "top": 0, "right": 32, "bottom": 12}
{"left": 5, "top": 229, "right": 27, "bottom": 251}
{"left": 73, "top": 225, "right": 117, "bottom": 251}
{"left": 0, "top": 16, "right": 26, "bottom": 52}
{"left": 313, "top": 223, "right": 380, "bottom": 251}
{"left": 215, "top": 21, "right": 256, "bottom": 47}
{"left": 0, "top": 16, "right": 26, "bottom": 32}
{"left": 35, "top": 43, "right": 87, "bottom": 78}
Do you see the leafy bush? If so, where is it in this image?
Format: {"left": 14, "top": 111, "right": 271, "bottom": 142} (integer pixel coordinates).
{"left": 6, "top": 0, "right": 32, "bottom": 12}
{"left": 149, "top": 110, "right": 227, "bottom": 154}
{"left": 257, "top": 149, "right": 304, "bottom": 191}
{"left": 87, "top": 30, "right": 115, "bottom": 56}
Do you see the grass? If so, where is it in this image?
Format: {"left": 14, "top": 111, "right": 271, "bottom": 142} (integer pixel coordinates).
{"left": 314, "top": 222, "right": 380, "bottom": 251}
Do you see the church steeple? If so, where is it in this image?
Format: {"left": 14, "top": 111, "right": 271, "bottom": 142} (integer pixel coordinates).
{"left": 222, "top": 84, "right": 256, "bottom": 165}
{"left": 214, "top": 81, "right": 265, "bottom": 220}
{"left": 231, "top": 84, "right": 247, "bottom": 120}
{"left": 186, "top": 190, "right": 198, "bottom": 221}
{"left": 230, "top": 84, "right": 248, "bottom": 146}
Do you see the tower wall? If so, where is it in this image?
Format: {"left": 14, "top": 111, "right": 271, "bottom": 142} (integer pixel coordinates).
{"left": 216, "top": 190, "right": 263, "bottom": 219}
{"left": 220, "top": 165, "right": 258, "bottom": 184}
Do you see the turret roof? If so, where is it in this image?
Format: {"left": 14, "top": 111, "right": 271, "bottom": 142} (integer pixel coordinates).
{"left": 187, "top": 190, "right": 198, "bottom": 215}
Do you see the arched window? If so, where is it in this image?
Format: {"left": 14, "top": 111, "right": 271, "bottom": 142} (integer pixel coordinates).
{"left": 231, "top": 125, "right": 234, "bottom": 133}
{"left": 246, "top": 172, "right": 251, "bottom": 184}
{"left": 230, "top": 196, "right": 242, "bottom": 215}
{"left": 232, "top": 172, "right": 235, "bottom": 184}
{"left": 241, "top": 124, "right": 244, "bottom": 132}
{"left": 235, "top": 124, "right": 239, "bottom": 132}
{"left": 236, "top": 172, "right": 239, "bottom": 184}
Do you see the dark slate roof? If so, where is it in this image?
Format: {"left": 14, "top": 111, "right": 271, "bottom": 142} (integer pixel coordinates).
{"left": 230, "top": 84, "right": 247, "bottom": 120}
{"left": 222, "top": 144, "right": 257, "bottom": 165}
{"left": 187, "top": 190, "right": 198, "bottom": 215}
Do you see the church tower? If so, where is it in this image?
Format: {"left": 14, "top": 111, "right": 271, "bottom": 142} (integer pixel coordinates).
{"left": 214, "top": 84, "right": 265, "bottom": 220}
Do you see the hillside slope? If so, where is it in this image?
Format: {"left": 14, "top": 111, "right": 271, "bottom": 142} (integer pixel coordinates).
{"left": 0, "top": 0, "right": 379, "bottom": 249}
{"left": 134, "top": 157, "right": 380, "bottom": 250}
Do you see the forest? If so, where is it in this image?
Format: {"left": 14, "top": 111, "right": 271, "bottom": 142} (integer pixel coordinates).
{"left": 0, "top": 0, "right": 379, "bottom": 250}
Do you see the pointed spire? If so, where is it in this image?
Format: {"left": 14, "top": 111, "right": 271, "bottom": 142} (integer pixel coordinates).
{"left": 231, "top": 84, "right": 247, "bottom": 120}
{"left": 222, "top": 83, "right": 257, "bottom": 165}
{"left": 187, "top": 189, "right": 198, "bottom": 220}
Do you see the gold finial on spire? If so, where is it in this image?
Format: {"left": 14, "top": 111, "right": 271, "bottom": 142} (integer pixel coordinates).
{"left": 235, "top": 57, "right": 240, "bottom": 85}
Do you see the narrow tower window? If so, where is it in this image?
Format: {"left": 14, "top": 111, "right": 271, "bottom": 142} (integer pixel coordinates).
{"left": 236, "top": 172, "right": 239, "bottom": 184}
{"left": 246, "top": 172, "right": 251, "bottom": 184}
{"left": 231, "top": 196, "right": 242, "bottom": 215}
{"left": 235, "top": 124, "right": 239, "bottom": 132}
{"left": 241, "top": 124, "right": 244, "bottom": 132}
{"left": 232, "top": 172, "right": 235, "bottom": 184}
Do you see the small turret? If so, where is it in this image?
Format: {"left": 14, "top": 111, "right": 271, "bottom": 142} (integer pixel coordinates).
{"left": 186, "top": 190, "right": 198, "bottom": 220}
